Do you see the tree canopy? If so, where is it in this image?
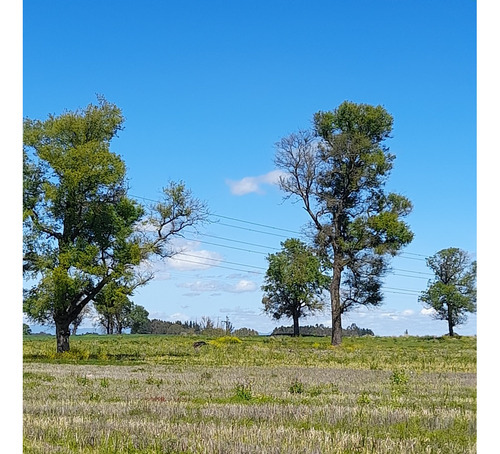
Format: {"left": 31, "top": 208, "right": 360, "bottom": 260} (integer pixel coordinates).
{"left": 23, "top": 97, "right": 208, "bottom": 352}
{"left": 419, "top": 247, "right": 476, "bottom": 336}
{"left": 262, "top": 238, "right": 329, "bottom": 336}
{"left": 275, "top": 101, "right": 414, "bottom": 345}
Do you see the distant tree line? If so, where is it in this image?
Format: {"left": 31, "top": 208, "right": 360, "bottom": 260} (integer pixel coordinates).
{"left": 271, "top": 323, "right": 374, "bottom": 337}
{"left": 140, "top": 316, "right": 259, "bottom": 337}
{"left": 23, "top": 314, "right": 260, "bottom": 337}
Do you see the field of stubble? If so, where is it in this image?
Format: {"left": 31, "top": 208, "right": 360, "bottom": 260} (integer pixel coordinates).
{"left": 23, "top": 335, "right": 476, "bottom": 453}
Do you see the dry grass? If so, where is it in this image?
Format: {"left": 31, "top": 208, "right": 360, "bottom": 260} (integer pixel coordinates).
{"left": 23, "top": 336, "right": 477, "bottom": 454}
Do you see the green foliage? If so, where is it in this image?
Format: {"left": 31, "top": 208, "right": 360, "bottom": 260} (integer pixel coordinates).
{"left": 272, "top": 323, "right": 374, "bottom": 337}
{"left": 23, "top": 323, "right": 32, "bottom": 335}
{"left": 390, "top": 369, "right": 410, "bottom": 386}
{"left": 93, "top": 282, "right": 133, "bottom": 334}
{"left": 150, "top": 319, "right": 201, "bottom": 335}
{"left": 145, "top": 376, "right": 163, "bottom": 387}
{"left": 289, "top": 378, "right": 305, "bottom": 394}
{"left": 275, "top": 101, "right": 414, "bottom": 345}
{"left": 419, "top": 248, "right": 476, "bottom": 336}
{"left": 76, "top": 375, "right": 91, "bottom": 386}
{"left": 234, "top": 382, "right": 253, "bottom": 401}
{"left": 23, "top": 98, "right": 208, "bottom": 352}
{"left": 357, "top": 391, "right": 371, "bottom": 405}
{"left": 232, "top": 327, "right": 259, "bottom": 337}
{"left": 128, "top": 305, "right": 151, "bottom": 334}
{"left": 390, "top": 369, "right": 411, "bottom": 397}
{"left": 262, "top": 238, "right": 329, "bottom": 336}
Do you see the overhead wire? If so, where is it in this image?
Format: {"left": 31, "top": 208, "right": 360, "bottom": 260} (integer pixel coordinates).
{"left": 128, "top": 192, "right": 435, "bottom": 295}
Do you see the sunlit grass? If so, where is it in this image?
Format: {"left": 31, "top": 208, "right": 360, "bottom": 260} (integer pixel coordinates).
{"left": 24, "top": 334, "right": 476, "bottom": 372}
{"left": 23, "top": 335, "right": 476, "bottom": 453}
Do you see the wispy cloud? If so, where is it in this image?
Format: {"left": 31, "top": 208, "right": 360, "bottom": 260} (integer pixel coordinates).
{"left": 148, "top": 311, "right": 191, "bottom": 323}
{"left": 167, "top": 248, "right": 223, "bottom": 271}
{"left": 420, "top": 307, "right": 437, "bottom": 316}
{"left": 226, "top": 170, "right": 286, "bottom": 196}
{"left": 141, "top": 239, "right": 224, "bottom": 276}
{"left": 178, "top": 278, "right": 258, "bottom": 295}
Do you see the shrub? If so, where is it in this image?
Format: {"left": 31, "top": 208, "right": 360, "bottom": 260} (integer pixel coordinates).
{"left": 145, "top": 376, "right": 163, "bottom": 387}
{"left": 234, "top": 382, "right": 253, "bottom": 401}
{"left": 357, "top": 392, "right": 371, "bottom": 405}
{"left": 289, "top": 378, "right": 305, "bottom": 394}
{"left": 390, "top": 369, "right": 410, "bottom": 386}
{"left": 390, "top": 369, "right": 410, "bottom": 396}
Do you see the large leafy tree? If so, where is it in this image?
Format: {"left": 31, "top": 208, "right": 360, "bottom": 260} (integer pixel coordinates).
{"left": 275, "top": 101, "right": 414, "bottom": 345}
{"left": 262, "top": 238, "right": 329, "bottom": 336}
{"left": 419, "top": 248, "right": 476, "bottom": 336}
{"left": 23, "top": 97, "right": 208, "bottom": 352}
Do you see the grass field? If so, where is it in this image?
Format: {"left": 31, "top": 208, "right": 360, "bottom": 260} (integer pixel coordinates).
{"left": 23, "top": 335, "right": 476, "bottom": 453}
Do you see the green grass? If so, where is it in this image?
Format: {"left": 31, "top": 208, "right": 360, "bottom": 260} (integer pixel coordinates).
{"left": 23, "top": 335, "right": 476, "bottom": 453}
{"left": 23, "top": 334, "right": 476, "bottom": 372}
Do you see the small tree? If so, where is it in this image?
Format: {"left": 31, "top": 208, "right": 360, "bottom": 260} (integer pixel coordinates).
{"left": 23, "top": 323, "right": 32, "bottom": 335}
{"left": 93, "top": 282, "right": 133, "bottom": 334}
{"left": 262, "top": 238, "right": 329, "bottom": 336}
{"left": 419, "top": 247, "right": 476, "bottom": 336}
{"left": 128, "top": 304, "right": 151, "bottom": 334}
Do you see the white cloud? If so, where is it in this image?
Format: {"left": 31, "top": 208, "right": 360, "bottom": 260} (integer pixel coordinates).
{"left": 420, "top": 307, "right": 437, "bottom": 316}
{"left": 178, "top": 280, "right": 222, "bottom": 293}
{"left": 229, "top": 279, "right": 258, "bottom": 293}
{"left": 148, "top": 311, "right": 191, "bottom": 323}
{"left": 167, "top": 248, "right": 223, "bottom": 271}
{"left": 226, "top": 170, "right": 286, "bottom": 195}
{"left": 142, "top": 239, "right": 224, "bottom": 275}
{"left": 177, "top": 278, "right": 258, "bottom": 295}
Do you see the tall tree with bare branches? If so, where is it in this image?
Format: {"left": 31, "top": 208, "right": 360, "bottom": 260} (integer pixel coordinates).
{"left": 275, "top": 101, "right": 414, "bottom": 345}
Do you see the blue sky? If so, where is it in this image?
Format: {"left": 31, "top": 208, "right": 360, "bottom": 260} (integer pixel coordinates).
{"left": 20, "top": 0, "right": 479, "bottom": 336}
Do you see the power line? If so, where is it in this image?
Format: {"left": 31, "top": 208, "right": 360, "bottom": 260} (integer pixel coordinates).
{"left": 216, "top": 222, "right": 291, "bottom": 238}
{"left": 187, "top": 231, "right": 280, "bottom": 250}
{"left": 175, "top": 252, "right": 267, "bottom": 271}
{"left": 170, "top": 257, "right": 264, "bottom": 275}
{"left": 156, "top": 257, "right": 426, "bottom": 297}
{"left": 130, "top": 193, "right": 299, "bottom": 237}
{"left": 129, "top": 193, "right": 436, "bottom": 261}
{"left": 163, "top": 260, "right": 425, "bottom": 295}
{"left": 390, "top": 273, "right": 428, "bottom": 280}
{"left": 383, "top": 286, "right": 421, "bottom": 295}
{"left": 184, "top": 237, "right": 269, "bottom": 256}
{"left": 392, "top": 268, "right": 433, "bottom": 276}
{"left": 212, "top": 213, "right": 301, "bottom": 235}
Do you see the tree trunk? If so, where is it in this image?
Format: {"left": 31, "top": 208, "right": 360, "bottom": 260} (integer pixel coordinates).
{"left": 447, "top": 304, "right": 454, "bottom": 336}
{"left": 330, "top": 258, "right": 343, "bottom": 346}
{"left": 55, "top": 319, "right": 71, "bottom": 353}
{"left": 292, "top": 312, "right": 300, "bottom": 337}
